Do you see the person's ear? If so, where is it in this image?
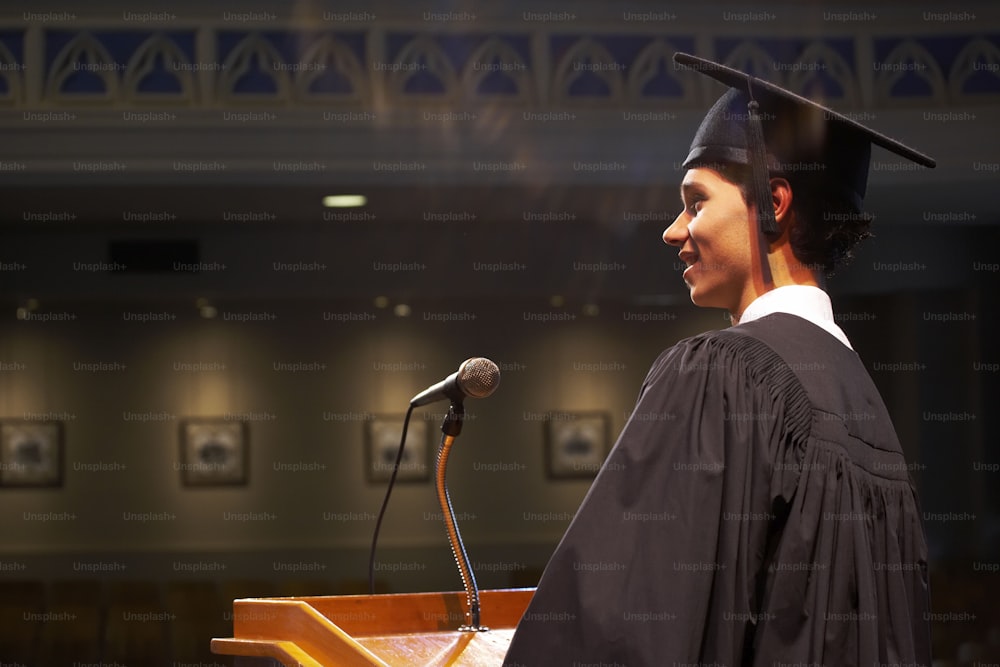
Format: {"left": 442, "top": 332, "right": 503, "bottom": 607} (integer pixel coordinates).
{"left": 770, "top": 177, "right": 794, "bottom": 233}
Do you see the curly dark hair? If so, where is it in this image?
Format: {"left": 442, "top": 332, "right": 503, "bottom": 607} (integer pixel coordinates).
{"left": 712, "top": 163, "right": 873, "bottom": 277}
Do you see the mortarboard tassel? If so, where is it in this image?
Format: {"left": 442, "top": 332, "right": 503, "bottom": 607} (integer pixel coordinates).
{"left": 746, "top": 95, "right": 780, "bottom": 237}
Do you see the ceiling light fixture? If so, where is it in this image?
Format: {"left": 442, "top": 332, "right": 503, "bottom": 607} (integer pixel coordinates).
{"left": 322, "top": 194, "right": 367, "bottom": 208}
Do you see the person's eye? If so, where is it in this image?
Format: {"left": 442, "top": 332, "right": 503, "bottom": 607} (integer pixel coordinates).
{"left": 686, "top": 196, "right": 705, "bottom": 215}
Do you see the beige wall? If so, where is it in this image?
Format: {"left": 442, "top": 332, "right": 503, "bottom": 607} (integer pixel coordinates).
{"left": 0, "top": 297, "right": 721, "bottom": 561}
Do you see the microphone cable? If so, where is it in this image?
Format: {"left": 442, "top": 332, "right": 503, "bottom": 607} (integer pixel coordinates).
{"left": 367, "top": 403, "right": 416, "bottom": 595}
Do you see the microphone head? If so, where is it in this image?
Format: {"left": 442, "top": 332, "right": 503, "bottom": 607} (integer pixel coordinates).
{"left": 457, "top": 357, "right": 501, "bottom": 399}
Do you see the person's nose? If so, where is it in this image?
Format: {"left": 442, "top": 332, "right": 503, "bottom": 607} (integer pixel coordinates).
{"left": 662, "top": 212, "right": 688, "bottom": 247}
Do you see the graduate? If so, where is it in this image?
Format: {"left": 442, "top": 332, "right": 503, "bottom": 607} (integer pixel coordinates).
{"left": 504, "top": 53, "right": 934, "bottom": 666}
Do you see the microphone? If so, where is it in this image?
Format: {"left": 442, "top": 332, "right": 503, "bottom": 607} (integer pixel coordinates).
{"left": 410, "top": 357, "right": 500, "bottom": 407}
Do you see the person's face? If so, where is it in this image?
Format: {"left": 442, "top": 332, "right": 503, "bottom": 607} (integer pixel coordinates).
{"left": 662, "top": 167, "right": 756, "bottom": 316}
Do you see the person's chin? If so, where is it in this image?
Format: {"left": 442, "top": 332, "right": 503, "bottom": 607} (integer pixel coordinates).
{"left": 688, "top": 286, "right": 726, "bottom": 311}
{"left": 687, "top": 284, "right": 710, "bottom": 307}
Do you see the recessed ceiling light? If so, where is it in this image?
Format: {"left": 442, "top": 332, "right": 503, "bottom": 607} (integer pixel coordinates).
{"left": 322, "top": 194, "right": 367, "bottom": 208}
{"left": 196, "top": 297, "right": 217, "bottom": 319}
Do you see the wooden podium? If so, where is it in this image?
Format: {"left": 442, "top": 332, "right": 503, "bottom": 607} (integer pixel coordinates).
{"left": 211, "top": 587, "right": 535, "bottom": 666}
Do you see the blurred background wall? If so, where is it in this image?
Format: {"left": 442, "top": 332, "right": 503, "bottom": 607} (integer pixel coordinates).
{"left": 0, "top": 0, "right": 997, "bottom": 664}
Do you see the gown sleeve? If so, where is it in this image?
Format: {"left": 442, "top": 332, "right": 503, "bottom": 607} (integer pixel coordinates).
{"left": 503, "top": 329, "right": 813, "bottom": 666}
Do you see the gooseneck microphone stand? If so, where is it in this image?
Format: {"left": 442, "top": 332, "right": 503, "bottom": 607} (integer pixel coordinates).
{"left": 370, "top": 358, "right": 499, "bottom": 629}
{"left": 436, "top": 402, "right": 487, "bottom": 632}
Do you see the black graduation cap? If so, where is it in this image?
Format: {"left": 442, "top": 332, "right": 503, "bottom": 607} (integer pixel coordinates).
{"left": 673, "top": 52, "right": 935, "bottom": 236}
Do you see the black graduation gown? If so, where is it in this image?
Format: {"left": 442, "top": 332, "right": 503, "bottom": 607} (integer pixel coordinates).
{"left": 504, "top": 313, "right": 931, "bottom": 667}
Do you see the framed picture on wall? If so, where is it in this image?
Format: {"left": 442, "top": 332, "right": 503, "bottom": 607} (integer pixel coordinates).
{"left": 365, "top": 415, "right": 430, "bottom": 483}
{"left": 0, "top": 420, "right": 64, "bottom": 488}
{"left": 179, "top": 419, "right": 248, "bottom": 487}
{"left": 544, "top": 412, "right": 611, "bottom": 479}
